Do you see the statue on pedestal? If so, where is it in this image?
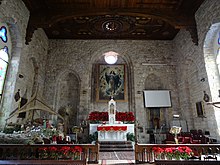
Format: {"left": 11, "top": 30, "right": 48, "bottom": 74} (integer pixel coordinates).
{"left": 108, "top": 97, "right": 116, "bottom": 124}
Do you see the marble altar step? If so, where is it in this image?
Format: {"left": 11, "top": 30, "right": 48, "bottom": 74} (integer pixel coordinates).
{"left": 99, "top": 141, "right": 134, "bottom": 152}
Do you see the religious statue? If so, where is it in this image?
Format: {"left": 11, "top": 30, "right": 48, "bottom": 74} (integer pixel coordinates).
{"left": 108, "top": 97, "right": 116, "bottom": 124}
{"left": 110, "top": 103, "right": 115, "bottom": 114}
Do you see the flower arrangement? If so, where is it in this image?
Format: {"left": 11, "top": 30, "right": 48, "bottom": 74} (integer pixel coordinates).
{"left": 38, "top": 146, "right": 83, "bottom": 160}
{"left": 116, "top": 112, "right": 135, "bottom": 123}
{"left": 88, "top": 111, "right": 135, "bottom": 123}
{"left": 152, "top": 146, "right": 193, "bottom": 160}
{"left": 88, "top": 111, "right": 108, "bottom": 123}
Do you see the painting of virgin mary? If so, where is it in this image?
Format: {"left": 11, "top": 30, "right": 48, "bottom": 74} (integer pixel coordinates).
{"left": 97, "top": 64, "right": 126, "bottom": 101}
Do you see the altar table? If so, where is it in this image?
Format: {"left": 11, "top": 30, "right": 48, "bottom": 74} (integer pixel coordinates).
{"left": 90, "top": 124, "right": 134, "bottom": 141}
{"left": 97, "top": 125, "right": 127, "bottom": 131}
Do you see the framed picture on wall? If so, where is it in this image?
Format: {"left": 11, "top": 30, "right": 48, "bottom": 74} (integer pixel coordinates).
{"left": 96, "top": 64, "right": 126, "bottom": 102}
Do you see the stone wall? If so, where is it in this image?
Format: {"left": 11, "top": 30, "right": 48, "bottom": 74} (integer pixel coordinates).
{"left": 45, "top": 40, "right": 178, "bottom": 142}
{"left": 0, "top": 0, "right": 48, "bottom": 129}
{"left": 1, "top": 0, "right": 220, "bottom": 142}
{"left": 173, "top": 0, "right": 220, "bottom": 140}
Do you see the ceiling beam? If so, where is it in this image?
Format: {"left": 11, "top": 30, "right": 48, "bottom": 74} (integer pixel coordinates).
{"left": 24, "top": 9, "right": 198, "bottom": 45}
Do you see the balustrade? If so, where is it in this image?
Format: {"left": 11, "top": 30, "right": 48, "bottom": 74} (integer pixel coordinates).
{"left": 135, "top": 143, "right": 220, "bottom": 164}
{"left": 0, "top": 143, "right": 99, "bottom": 164}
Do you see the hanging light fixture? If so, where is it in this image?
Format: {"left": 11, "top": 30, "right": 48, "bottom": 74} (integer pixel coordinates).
{"left": 104, "top": 51, "right": 118, "bottom": 64}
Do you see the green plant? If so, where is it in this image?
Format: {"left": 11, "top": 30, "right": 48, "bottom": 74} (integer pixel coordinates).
{"left": 126, "top": 132, "right": 135, "bottom": 141}
{"left": 88, "top": 131, "right": 98, "bottom": 143}
{"left": 3, "top": 127, "right": 14, "bottom": 134}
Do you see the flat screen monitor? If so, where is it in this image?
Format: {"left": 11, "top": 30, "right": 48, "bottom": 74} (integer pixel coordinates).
{"left": 143, "top": 90, "right": 172, "bottom": 108}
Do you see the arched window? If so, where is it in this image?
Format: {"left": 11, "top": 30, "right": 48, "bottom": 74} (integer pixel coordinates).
{"left": 0, "top": 24, "right": 10, "bottom": 102}
{"left": 0, "top": 46, "right": 9, "bottom": 101}
{"left": 216, "top": 48, "right": 220, "bottom": 73}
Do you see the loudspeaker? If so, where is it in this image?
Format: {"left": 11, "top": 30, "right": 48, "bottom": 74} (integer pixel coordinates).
{"left": 196, "top": 101, "right": 204, "bottom": 117}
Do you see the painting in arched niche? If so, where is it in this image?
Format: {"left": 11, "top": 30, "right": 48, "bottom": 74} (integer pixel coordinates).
{"left": 56, "top": 72, "right": 80, "bottom": 133}
{"left": 144, "top": 73, "right": 164, "bottom": 131}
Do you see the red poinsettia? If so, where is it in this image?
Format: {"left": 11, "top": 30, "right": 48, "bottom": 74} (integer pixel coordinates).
{"left": 152, "top": 146, "right": 193, "bottom": 160}
{"left": 88, "top": 111, "right": 135, "bottom": 123}
{"left": 38, "top": 146, "right": 83, "bottom": 160}
{"left": 152, "top": 147, "right": 164, "bottom": 154}
{"left": 88, "top": 111, "right": 108, "bottom": 122}
{"left": 116, "top": 112, "right": 135, "bottom": 122}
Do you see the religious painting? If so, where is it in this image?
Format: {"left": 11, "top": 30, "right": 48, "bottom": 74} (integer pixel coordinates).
{"left": 96, "top": 64, "right": 126, "bottom": 101}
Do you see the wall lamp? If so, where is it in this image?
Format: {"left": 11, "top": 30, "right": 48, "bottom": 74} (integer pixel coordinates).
{"left": 104, "top": 51, "right": 118, "bottom": 64}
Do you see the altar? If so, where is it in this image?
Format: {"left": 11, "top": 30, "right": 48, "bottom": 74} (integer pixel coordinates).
{"left": 90, "top": 123, "right": 134, "bottom": 141}
{"left": 89, "top": 98, "right": 134, "bottom": 142}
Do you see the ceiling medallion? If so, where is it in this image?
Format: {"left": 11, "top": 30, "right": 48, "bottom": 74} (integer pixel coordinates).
{"left": 102, "top": 20, "right": 122, "bottom": 32}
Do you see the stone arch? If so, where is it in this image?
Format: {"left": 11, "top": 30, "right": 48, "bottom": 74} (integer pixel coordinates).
{"left": 0, "top": 17, "right": 23, "bottom": 128}
{"left": 203, "top": 21, "right": 220, "bottom": 139}
{"left": 90, "top": 44, "right": 135, "bottom": 113}
{"left": 144, "top": 73, "right": 167, "bottom": 131}
{"left": 178, "top": 58, "right": 199, "bottom": 130}
{"left": 203, "top": 22, "right": 220, "bottom": 99}
{"left": 53, "top": 69, "right": 81, "bottom": 132}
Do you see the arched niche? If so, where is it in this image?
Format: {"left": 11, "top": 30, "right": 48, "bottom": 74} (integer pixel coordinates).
{"left": 54, "top": 71, "right": 80, "bottom": 132}
{"left": 90, "top": 48, "right": 134, "bottom": 113}
{"left": 144, "top": 73, "right": 164, "bottom": 130}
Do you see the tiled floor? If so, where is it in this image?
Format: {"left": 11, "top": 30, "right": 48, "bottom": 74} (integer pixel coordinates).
{"left": 99, "top": 151, "right": 135, "bottom": 160}
{"left": 90, "top": 151, "right": 154, "bottom": 165}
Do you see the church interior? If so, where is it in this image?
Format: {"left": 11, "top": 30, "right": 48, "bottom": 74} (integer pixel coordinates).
{"left": 1, "top": 0, "right": 220, "bottom": 164}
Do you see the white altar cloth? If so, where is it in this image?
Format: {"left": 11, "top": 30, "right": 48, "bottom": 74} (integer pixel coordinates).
{"left": 89, "top": 123, "right": 134, "bottom": 141}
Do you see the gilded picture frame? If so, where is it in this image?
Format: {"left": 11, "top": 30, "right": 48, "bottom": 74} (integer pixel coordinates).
{"left": 96, "top": 64, "right": 126, "bottom": 102}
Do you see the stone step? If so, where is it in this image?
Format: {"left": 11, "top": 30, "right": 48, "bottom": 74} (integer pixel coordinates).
{"left": 100, "top": 145, "right": 133, "bottom": 148}
{"left": 99, "top": 141, "right": 134, "bottom": 152}
{"left": 99, "top": 141, "right": 133, "bottom": 145}
{"left": 100, "top": 148, "right": 134, "bottom": 152}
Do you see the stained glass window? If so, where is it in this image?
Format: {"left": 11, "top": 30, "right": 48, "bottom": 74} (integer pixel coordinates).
{"left": 0, "top": 46, "right": 9, "bottom": 100}
{"left": 218, "top": 32, "right": 220, "bottom": 45}
{"left": 0, "top": 26, "right": 7, "bottom": 43}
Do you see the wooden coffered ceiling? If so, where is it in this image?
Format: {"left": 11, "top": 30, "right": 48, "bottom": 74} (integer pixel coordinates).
{"left": 21, "top": 0, "right": 205, "bottom": 45}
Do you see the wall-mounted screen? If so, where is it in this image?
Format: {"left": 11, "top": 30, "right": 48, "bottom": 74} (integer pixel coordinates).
{"left": 143, "top": 90, "right": 172, "bottom": 108}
